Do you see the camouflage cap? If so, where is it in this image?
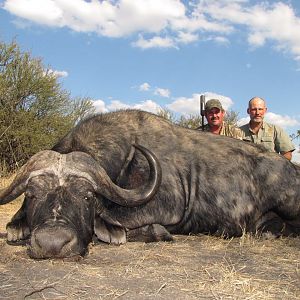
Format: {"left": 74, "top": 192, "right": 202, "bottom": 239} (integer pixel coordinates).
{"left": 205, "top": 99, "right": 224, "bottom": 112}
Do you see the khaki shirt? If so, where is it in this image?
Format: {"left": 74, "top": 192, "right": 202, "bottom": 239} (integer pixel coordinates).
{"left": 202, "top": 122, "right": 244, "bottom": 140}
{"left": 239, "top": 122, "right": 295, "bottom": 153}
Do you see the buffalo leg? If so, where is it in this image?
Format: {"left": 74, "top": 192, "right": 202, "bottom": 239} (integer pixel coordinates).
{"left": 127, "top": 224, "right": 174, "bottom": 243}
{"left": 256, "top": 211, "right": 300, "bottom": 237}
{"left": 6, "top": 198, "right": 30, "bottom": 244}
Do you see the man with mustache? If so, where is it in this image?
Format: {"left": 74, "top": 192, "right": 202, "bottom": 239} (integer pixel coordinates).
{"left": 202, "top": 99, "right": 243, "bottom": 139}
{"left": 239, "top": 96, "right": 295, "bottom": 161}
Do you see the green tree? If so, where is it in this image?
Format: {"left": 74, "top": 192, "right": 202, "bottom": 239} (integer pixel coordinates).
{"left": 0, "top": 40, "right": 95, "bottom": 173}
{"left": 290, "top": 130, "right": 300, "bottom": 141}
{"left": 157, "top": 109, "right": 202, "bottom": 129}
{"left": 290, "top": 130, "right": 300, "bottom": 154}
{"left": 224, "top": 109, "right": 239, "bottom": 126}
{"left": 176, "top": 114, "right": 202, "bottom": 129}
{"left": 157, "top": 108, "right": 240, "bottom": 129}
{"left": 156, "top": 108, "right": 176, "bottom": 123}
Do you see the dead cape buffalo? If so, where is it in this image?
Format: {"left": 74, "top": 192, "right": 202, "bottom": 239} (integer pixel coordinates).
{"left": 1, "top": 110, "right": 300, "bottom": 259}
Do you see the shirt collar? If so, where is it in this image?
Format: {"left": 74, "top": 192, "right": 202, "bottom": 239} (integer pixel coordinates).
{"left": 248, "top": 120, "right": 265, "bottom": 133}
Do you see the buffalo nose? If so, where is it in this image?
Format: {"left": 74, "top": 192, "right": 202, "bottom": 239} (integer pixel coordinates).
{"left": 29, "top": 226, "right": 81, "bottom": 258}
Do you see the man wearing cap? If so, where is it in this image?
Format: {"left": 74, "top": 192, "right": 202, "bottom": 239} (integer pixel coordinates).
{"left": 202, "top": 99, "right": 244, "bottom": 139}
{"left": 239, "top": 96, "right": 294, "bottom": 160}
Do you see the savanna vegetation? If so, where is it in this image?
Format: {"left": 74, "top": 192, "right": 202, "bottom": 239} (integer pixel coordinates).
{"left": 157, "top": 108, "right": 240, "bottom": 129}
{"left": 0, "top": 40, "right": 94, "bottom": 174}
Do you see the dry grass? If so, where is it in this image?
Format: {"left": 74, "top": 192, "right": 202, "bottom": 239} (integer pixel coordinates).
{"left": 0, "top": 175, "right": 299, "bottom": 299}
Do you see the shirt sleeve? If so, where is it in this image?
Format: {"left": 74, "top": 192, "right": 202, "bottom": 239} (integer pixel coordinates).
{"left": 274, "top": 125, "right": 295, "bottom": 153}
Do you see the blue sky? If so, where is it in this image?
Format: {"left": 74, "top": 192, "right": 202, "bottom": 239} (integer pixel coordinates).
{"left": 1, "top": 0, "right": 300, "bottom": 161}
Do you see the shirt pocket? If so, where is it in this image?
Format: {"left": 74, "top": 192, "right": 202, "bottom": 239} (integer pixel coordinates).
{"left": 260, "top": 136, "right": 274, "bottom": 151}
{"left": 261, "top": 136, "right": 273, "bottom": 143}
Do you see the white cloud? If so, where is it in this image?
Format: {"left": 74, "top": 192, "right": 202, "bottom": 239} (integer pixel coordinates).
{"left": 203, "top": 92, "right": 234, "bottom": 111}
{"left": 167, "top": 95, "right": 199, "bottom": 115}
{"left": 138, "top": 83, "right": 171, "bottom": 98}
{"left": 93, "top": 98, "right": 161, "bottom": 114}
{"left": 194, "top": 1, "right": 300, "bottom": 59}
{"left": 176, "top": 31, "right": 199, "bottom": 44}
{"left": 4, "top": 0, "right": 63, "bottom": 26}
{"left": 237, "top": 112, "right": 300, "bottom": 128}
{"left": 132, "top": 99, "right": 162, "bottom": 113}
{"left": 167, "top": 92, "right": 234, "bottom": 115}
{"left": 154, "top": 88, "right": 170, "bottom": 98}
{"left": 248, "top": 32, "right": 265, "bottom": 47}
{"left": 292, "top": 145, "right": 300, "bottom": 164}
{"left": 139, "top": 82, "right": 151, "bottom": 91}
{"left": 132, "top": 35, "right": 176, "bottom": 49}
{"left": 46, "top": 68, "right": 68, "bottom": 78}
{"left": 93, "top": 99, "right": 109, "bottom": 113}
{"left": 4, "top": 0, "right": 185, "bottom": 37}
{"left": 264, "top": 112, "right": 300, "bottom": 128}
{"left": 212, "top": 36, "right": 230, "bottom": 45}
{"left": 107, "top": 100, "right": 131, "bottom": 111}
{"left": 4, "top": 0, "right": 300, "bottom": 58}
{"left": 170, "top": 4, "right": 233, "bottom": 34}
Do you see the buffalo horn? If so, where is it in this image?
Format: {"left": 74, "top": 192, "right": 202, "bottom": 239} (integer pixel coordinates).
{"left": 93, "top": 144, "right": 162, "bottom": 207}
{"left": 0, "top": 151, "right": 62, "bottom": 205}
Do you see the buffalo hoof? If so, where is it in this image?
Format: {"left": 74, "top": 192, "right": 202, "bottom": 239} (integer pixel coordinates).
{"left": 6, "top": 220, "right": 30, "bottom": 244}
{"left": 127, "top": 224, "right": 174, "bottom": 243}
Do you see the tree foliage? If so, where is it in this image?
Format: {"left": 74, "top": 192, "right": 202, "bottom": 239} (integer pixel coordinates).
{"left": 177, "top": 114, "right": 202, "bottom": 129}
{"left": 290, "top": 130, "right": 300, "bottom": 141}
{"left": 157, "top": 108, "right": 240, "bottom": 129}
{"left": 290, "top": 130, "right": 300, "bottom": 153}
{"left": 224, "top": 110, "right": 239, "bottom": 126}
{"left": 0, "top": 40, "right": 95, "bottom": 173}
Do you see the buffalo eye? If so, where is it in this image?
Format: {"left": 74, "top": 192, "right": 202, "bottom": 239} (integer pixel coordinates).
{"left": 25, "top": 190, "right": 36, "bottom": 200}
{"left": 83, "top": 191, "right": 95, "bottom": 202}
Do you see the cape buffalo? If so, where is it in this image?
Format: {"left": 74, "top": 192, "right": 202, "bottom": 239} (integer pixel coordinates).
{"left": 1, "top": 110, "right": 299, "bottom": 259}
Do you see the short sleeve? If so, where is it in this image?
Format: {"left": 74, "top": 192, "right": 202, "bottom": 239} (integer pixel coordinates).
{"left": 274, "top": 125, "right": 295, "bottom": 153}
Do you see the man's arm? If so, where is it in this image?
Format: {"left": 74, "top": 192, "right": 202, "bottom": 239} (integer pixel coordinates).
{"left": 274, "top": 125, "right": 295, "bottom": 161}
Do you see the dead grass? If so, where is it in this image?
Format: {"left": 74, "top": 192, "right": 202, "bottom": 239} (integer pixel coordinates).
{"left": 0, "top": 175, "right": 299, "bottom": 299}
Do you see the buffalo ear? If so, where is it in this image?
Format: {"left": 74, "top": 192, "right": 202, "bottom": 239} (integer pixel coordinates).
{"left": 94, "top": 215, "right": 126, "bottom": 245}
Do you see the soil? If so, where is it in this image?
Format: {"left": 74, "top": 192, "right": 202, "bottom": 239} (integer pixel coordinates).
{"left": 0, "top": 199, "right": 299, "bottom": 300}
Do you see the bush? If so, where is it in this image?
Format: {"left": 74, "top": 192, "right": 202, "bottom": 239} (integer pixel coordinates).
{"left": 0, "top": 40, "right": 94, "bottom": 173}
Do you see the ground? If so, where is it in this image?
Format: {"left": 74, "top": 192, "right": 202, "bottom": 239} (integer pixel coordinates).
{"left": 0, "top": 197, "right": 299, "bottom": 299}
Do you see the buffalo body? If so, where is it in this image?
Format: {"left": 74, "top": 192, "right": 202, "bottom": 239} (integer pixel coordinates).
{"left": 1, "top": 110, "right": 300, "bottom": 258}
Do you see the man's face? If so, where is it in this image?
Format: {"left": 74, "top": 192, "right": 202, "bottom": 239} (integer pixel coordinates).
{"left": 205, "top": 107, "right": 225, "bottom": 127}
{"left": 247, "top": 98, "right": 267, "bottom": 123}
